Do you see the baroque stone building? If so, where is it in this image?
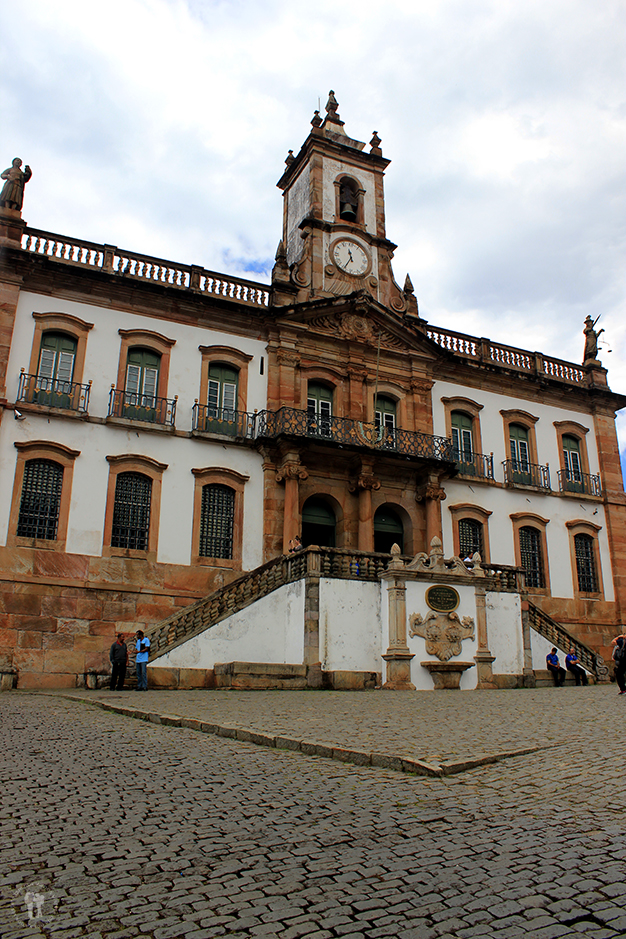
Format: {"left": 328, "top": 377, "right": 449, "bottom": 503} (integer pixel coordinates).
{"left": 0, "top": 94, "right": 624, "bottom": 689}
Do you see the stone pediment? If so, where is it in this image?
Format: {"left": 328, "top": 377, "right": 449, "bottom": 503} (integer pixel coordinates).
{"left": 274, "top": 293, "right": 437, "bottom": 359}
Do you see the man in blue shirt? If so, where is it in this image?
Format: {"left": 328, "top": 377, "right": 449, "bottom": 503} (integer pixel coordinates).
{"left": 135, "top": 630, "right": 150, "bottom": 691}
{"left": 546, "top": 647, "right": 566, "bottom": 687}
{"left": 565, "top": 649, "right": 588, "bottom": 686}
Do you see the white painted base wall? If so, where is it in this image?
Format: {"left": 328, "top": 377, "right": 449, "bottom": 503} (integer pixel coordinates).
{"left": 153, "top": 580, "right": 305, "bottom": 669}
{"left": 152, "top": 575, "right": 527, "bottom": 690}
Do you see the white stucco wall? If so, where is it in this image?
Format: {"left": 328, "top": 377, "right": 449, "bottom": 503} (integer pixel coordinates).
{"left": 1, "top": 292, "right": 267, "bottom": 568}
{"left": 485, "top": 591, "right": 524, "bottom": 674}
{"left": 433, "top": 379, "right": 614, "bottom": 602}
{"left": 152, "top": 580, "right": 305, "bottom": 669}
{"left": 319, "top": 578, "right": 382, "bottom": 672}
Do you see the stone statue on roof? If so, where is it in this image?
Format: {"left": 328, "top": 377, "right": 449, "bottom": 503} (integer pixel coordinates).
{"left": 583, "top": 315, "right": 604, "bottom": 365}
{"left": 0, "top": 158, "right": 32, "bottom": 212}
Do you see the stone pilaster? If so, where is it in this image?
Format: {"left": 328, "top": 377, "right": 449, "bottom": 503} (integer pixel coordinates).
{"left": 304, "top": 548, "right": 322, "bottom": 688}
{"left": 382, "top": 547, "right": 415, "bottom": 690}
{"left": 416, "top": 477, "right": 446, "bottom": 550}
{"left": 473, "top": 586, "right": 497, "bottom": 689}
{"left": 520, "top": 598, "right": 536, "bottom": 688}
{"left": 349, "top": 459, "right": 380, "bottom": 552}
{"left": 276, "top": 453, "right": 308, "bottom": 554}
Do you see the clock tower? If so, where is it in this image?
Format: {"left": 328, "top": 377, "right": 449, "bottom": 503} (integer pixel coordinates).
{"left": 273, "top": 91, "right": 416, "bottom": 316}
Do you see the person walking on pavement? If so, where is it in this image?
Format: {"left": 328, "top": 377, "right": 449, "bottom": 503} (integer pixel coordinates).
{"left": 546, "top": 647, "right": 566, "bottom": 687}
{"left": 135, "top": 630, "right": 150, "bottom": 691}
{"left": 565, "top": 648, "right": 588, "bottom": 686}
{"left": 109, "top": 633, "right": 128, "bottom": 690}
{"left": 611, "top": 633, "right": 626, "bottom": 695}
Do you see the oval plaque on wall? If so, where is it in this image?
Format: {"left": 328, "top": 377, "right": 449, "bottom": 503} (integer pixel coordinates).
{"left": 425, "top": 584, "right": 460, "bottom": 613}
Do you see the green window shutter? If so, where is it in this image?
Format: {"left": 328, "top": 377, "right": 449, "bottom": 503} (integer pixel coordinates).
{"left": 451, "top": 411, "right": 474, "bottom": 462}
{"left": 37, "top": 332, "right": 77, "bottom": 383}
{"left": 125, "top": 349, "right": 161, "bottom": 398}
{"left": 562, "top": 435, "right": 582, "bottom": 481}
{"left": 207, "top": 364, "right": 239, "bottom": 412}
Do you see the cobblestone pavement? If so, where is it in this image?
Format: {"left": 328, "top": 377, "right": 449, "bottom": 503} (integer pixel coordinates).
{"left": 1, "top": 690, "right": 625, "bottom": 939}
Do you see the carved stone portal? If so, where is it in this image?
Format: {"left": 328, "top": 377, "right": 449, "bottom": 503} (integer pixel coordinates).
{"left": 409, "top": 610, "right": 475, "bottom": 661}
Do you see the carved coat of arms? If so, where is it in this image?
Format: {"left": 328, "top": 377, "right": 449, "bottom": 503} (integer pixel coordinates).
{"left": 409, "top": 610, "right": 475, "bottom": 661}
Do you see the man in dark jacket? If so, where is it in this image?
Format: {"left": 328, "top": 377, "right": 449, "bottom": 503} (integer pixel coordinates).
{"left": 109, "top": 634, "right": 128, "bottom": 690}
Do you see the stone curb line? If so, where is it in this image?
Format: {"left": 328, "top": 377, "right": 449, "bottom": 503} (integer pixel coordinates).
{"left": 56, "top": 693, "right": 548, "bottom": 778}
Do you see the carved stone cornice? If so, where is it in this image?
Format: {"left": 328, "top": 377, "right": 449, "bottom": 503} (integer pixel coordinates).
{"left": 276, "top": 460, "right": 308, "bottom": 483}
{"left": 348, "top": 473, "right": 381, "bottom": 494}
{"left": 347, "top": 365, "right": 368, "bottom": 381}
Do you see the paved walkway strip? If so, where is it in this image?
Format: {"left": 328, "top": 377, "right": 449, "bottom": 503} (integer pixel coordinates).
{"left": 54, "top": 692, "right": 550, "bottom": 777}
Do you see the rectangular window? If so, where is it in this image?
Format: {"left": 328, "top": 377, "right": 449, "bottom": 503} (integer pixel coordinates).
{"left": 16, "top": 460, "right": 64, "bottom": 540}
{"left": 575, "top": 534, "right": 598, "bottom": 593}
{"left": 111, "top": 472, "right": 152, "bottom": 551}
{"left": 199, "top": 484, "right": 235, "bottom": 558}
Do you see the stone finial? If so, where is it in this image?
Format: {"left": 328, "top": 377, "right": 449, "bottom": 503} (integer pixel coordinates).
{"left": 370, "top": 131, "right": 382, "bottom": 155}
{"left": 403, "top": 274, "right": 414, "bottom": 295}
{"left": 0, "top": 158, "right": 32, "bottom": 213}
{"left": 271, "top": 240, "right": 290, "bottom": 284}
{"left": 429, "top": 536, "right": 444, "bottom": 558}
{"left": 326, "top": 90, "right": 340, "bottom": 118}
{"left": 285, "top": 150, "right": 295, "bottom": 165}
{"left": 311, "top": 110, "right": 322, "bottom": 128}
{"left": 388, "top": 542, "right": 405, "bottom": 571}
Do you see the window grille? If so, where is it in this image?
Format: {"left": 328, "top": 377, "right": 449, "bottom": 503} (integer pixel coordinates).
{"left": 199, "top": 484, "right": 235, "bottom": 558}
{"left": 111, "top": 472, "right": 152, "bottom": 550}
{"left": 574, "top": 533, "right": 598, "bottom": 592}
{"left": 459, "top": 518, "right": 484, "bottom": 559}
{"left": 519, "top": 526, "right": 545, "bottom": 588}
{"left": 17, "top": 459, "right": 64, "bottom": 540}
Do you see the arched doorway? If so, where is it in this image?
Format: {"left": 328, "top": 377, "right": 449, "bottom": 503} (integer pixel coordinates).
{"left": 374, "top": 506, "right": 404, "bottom": 554}
{"left": 301, "top": 497, "right": 336, "bottom": 548}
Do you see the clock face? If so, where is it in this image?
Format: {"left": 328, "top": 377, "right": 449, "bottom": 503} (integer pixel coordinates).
{"left": 332, "top": 240, "right": 369, "bottom": 276}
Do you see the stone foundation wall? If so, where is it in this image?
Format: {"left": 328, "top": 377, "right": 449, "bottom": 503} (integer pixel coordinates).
{"left": 0, "top": 546, "right": 240, "bottom": 689}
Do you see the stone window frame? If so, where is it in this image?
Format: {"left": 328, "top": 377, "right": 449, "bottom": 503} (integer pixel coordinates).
{"left": 565, "top": 519, "right": 604, "bottom": 600}
{"left": 369, "top": 383, "right": 407, "bottom": 430}
{"left": 7, "top": 440, "right": 81, "bottom": 551}
{"left": 333, "top": 173, "right": 366, "bottom": 227}
{"left": 102, "top": 454, "right": 168, "bottom": 561}
{"left": 510, "top": 511, "right": 551, "bottom": 596}
{"left": 501, "top": 409, "right": 540, "bottom": 465}
{"left": 198, "top": 345, "right": 253, "bottom": 413}
{"left": 448, "top": 502, "right": 492, "bottom": 563}
{"left": 441, "top": 396, "right": 485, "bottom": 457}
{"left": 191, "top": 466, "right": 249, "bottom": 568}
{"left": 27, "top": 311, "right": 94, "bottom": 387}
{"left": 553, "top": 420, "right": 592, "bottom": 479}
{"left": 115, "top": 329, "right": 176, "bottom": 401}
{"left": 299, "top": 366, "right": 345, "bottom": 416}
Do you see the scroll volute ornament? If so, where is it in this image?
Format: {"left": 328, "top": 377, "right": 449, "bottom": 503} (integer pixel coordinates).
{"left": 276, "top": 461, "right": 308, "bottom": 483}
{"left": 348, "top": 473, "right": 381, "bottom": 493}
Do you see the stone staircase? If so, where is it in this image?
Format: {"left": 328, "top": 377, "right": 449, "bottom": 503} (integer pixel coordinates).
{"left": 526, "top": 600, "right": 609, "bottom": 683}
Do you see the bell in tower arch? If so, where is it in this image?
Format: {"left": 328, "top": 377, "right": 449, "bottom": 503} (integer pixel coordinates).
{"left": 339, "top": 177, "right": 358, "bottom": 222}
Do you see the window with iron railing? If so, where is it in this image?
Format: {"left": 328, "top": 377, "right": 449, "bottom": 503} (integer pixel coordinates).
{"left": 199, "top": 484, "right": 235, "bottom": 559}
{"left": 574, "top": 533, "right": 598, "bottom": 593}
{"left": 459, "top": 518, "right": 484, "bottom": 560}
{"left": 111, "top": 472, "right": 152, "bottom": 551}
{"left": 519, "top": 526, "right": 545, "bottom": 589}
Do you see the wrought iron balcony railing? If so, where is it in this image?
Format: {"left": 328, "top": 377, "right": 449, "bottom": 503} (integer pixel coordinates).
{"left": 108, "top": 388, "right": 177, "bottom": 426}
{"left": 502, "top": 459, "right": 551, "bottom": 491}
{"left": 192, "top": 403, "right": 256, "bottom": 437}
{"left": 17, "top": 370, "right": 91, "bottom": 413}
{"left": 557, "top": 469, "right": 602, "bottom": 497}
{"left": 190, "top": 404, "right": 453, "bottom": 462}
{"left": 453, "top": 450, "right": 494, "bottom": 480}
{"left": 255, "top": 407, "right": 454, "bottom": 462}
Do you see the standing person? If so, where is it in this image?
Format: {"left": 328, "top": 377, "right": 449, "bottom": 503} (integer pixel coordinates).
{"left": 546, "top": 647, "right": 566, "bottom": 687}
{"left": 135, "top": 630, "right": 150, "bottom": 691}
{"left": 565, "top": 648, "right": 588, "bottom": 686}
{"left": 109, "top": 634, "right": 128, "bottom": 690}
{"left": 611, "top": 634, "right": 626, "bottom": 695}
{"left": 288, "top": 535, "right": 303, "bottom": 553}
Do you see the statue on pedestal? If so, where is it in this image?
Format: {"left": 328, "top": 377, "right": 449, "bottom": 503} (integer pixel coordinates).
{"left": 0, "top": 158, "right": 32, "bottom": 212}
{"left": 583, "top": 315, "right": 604, "bottom": 365}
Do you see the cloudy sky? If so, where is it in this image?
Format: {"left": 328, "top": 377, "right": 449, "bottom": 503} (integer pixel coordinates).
{"left": 2, "top": 0, "right": 625, "bottom": 462}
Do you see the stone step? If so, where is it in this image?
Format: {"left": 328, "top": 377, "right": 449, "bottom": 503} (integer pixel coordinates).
{"left": 215, "top": 661, "right": 308, "bottom": 690}
{"left": 534, "top": 668, "right": 594, "bottom": 687}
